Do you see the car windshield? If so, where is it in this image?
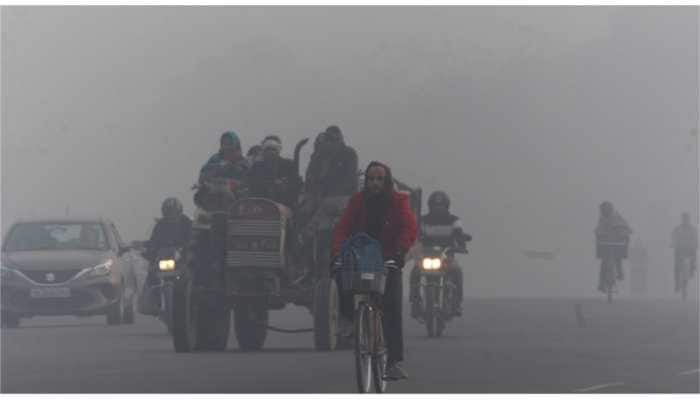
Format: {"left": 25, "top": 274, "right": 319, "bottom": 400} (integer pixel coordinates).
{"left": 3, "top": 223, "right": 109, "bottom": 252}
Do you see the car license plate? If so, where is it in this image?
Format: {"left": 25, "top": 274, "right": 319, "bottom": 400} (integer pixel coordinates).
{"left": 30, "top": 287, "right": 71, "bottom": 299}
{"left": 360, "top": 273, "right": 375, "bottom": 280}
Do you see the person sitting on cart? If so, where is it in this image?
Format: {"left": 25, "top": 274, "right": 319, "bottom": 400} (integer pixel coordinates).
{"left": 248, "top": 135, "right": 302, "bottom": 209}
{"left": 199, "top": 131, "right": 249, "bottom": 183}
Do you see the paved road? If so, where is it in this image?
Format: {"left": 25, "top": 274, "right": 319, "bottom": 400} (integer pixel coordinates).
{"left": 2, "top": 297, "right": 698, "bottom": 393}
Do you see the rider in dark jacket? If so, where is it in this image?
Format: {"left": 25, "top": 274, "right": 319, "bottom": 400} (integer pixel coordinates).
{"left": 144, "top": 199, "right": 192, "bottom": 265}
{"left": 409, "top": 191, "right": 470, "bottom": 318}
{"left": 247, "top": 135, "right": 302, "bottom": 208}
{"left": 142, "top": 198, "right": 192, "bottom": 315}
{"left": 199, "top": 131, "right": 249, "bottom": 183}
{"left": 304, "top": 126, "right": 358, "bottom": 198}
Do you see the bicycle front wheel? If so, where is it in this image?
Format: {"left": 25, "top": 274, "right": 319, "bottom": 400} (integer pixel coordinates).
{"left": 372, "top": 308, "right": 388, "bottom": 393}
{"left": 354, "top": 302, "right": 372, "bottom": 393}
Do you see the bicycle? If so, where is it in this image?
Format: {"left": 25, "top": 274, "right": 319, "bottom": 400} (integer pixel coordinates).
{"left": 597, "top": 240, "right": 626, "bottom": 303}
{"left": 677, "top": 256, "right": 694, "bottom": 301}
{"left": 335, "top": 242, "right": 397, "bottom": 393}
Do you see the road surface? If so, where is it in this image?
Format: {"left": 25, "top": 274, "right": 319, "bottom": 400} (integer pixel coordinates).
{"left": 2, "top": 297, "right": 698, "bottom": 393}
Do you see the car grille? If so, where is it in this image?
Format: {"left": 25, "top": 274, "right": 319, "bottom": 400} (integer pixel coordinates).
{"left": 21, "top": 269, "right": 82, "bottom": 284}
{"left": 5, "top": 290, "right": 95, "bottom": 313}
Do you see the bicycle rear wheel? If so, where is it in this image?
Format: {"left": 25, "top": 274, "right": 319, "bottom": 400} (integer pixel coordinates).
{"left": 681, "top": 259, "right": 690, "bottom": 301}
{"left": 603, "top": 258, "right": 615, "bottom": 304}
{"left": 354, "top": 302, "right": 372, "bottom": 393}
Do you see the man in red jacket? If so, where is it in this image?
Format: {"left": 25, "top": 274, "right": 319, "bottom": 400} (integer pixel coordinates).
{"left": 332, "top": 161, "right": 418, "bottom": 380}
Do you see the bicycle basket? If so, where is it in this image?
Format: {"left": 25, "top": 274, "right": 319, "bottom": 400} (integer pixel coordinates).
{"left": 338, "top": 233, "right": 387, "bottom": 294}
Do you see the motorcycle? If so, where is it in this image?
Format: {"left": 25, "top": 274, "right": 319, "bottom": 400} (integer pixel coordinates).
{"left": 417, "top": 240, "right": 469, "bottom": 338}
{"left": 154, "top": 246, "right": 183, "bottom": 334}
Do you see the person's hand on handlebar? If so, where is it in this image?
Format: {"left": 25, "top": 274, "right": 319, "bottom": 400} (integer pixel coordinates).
{"left": 385, "top": 252, "right": 405, "bottom": 269}
{"left": 330, "top": 256, "right": 342, "bottom": 276}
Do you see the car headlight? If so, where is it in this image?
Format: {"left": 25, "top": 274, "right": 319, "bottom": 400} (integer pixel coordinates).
{"left": 159, "top": 259, "right": 176, "bottom": 271}
{"left": 421, "top": 258, "right": 442, "bottom": 270}
{"left": 81, "top": 259, "right": 114, "bottom": 279}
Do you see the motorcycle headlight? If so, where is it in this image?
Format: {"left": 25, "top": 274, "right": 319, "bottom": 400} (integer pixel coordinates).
{"left": 159, "top": 259, "right": 176, "bottom": 271}
{"left": 421, "top": 258, "right": 442, "bottom": 270}
{"left": 81, "top": 259, "right": 113, "bottom": 279}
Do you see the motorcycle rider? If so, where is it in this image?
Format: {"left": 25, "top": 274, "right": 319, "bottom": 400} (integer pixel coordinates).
{"left": 332, "top": 161, "right": 418, "bottom": 380}
{"left": 671, "top": 212, "right": 698, "bottom": 291}
{"left": 595, "top": 201, "right": 632, "bottom": 292}
{"left": 247, "top": 135, "right": 302, "bottom": 208}
{"left": 199, "top": 131, "right": 249, "bottom": 183}
{"left": 409, "top": 190, "right": 470, "bottom": 319}
{"left": 142, "top": 198, "right": 193, "bottom": 314}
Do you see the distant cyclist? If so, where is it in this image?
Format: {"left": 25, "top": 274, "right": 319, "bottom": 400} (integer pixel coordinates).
{"left": 671, "top": 212, "right": 697, "bottom": 292}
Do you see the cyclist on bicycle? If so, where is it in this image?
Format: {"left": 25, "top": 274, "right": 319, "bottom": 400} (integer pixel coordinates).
{"left": 595, "top": 201, "right": 632, "bottom": 292}
{"left": 671, "top": 212, "right": 698, "bottom": 292}
{"left": 332, "top": 161, "right": 418, "bottom": 380}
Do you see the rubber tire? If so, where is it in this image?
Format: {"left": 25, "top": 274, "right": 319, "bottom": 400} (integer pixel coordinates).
{"left": 682, "top": 283, "right": 688, "bottom": 301}
{"left": 122, "top": 299, "right": 135, "bottom": 325}
{"left": 234, "top": 302, "right": 268, "bottom": 351}
{"left": 680, "top": 260, "right": 689, "bottom": 301}
{"left": 163, "top": 285, "right": 174, "bottom": 335}
{"left": 314, "top": 233, "right": 332, "bottom": 280}
{"left": 172, "top": 277, "right": 198, "bottom": 353}
{"left": 313, "top": 278, "right": 338, "bottom": 351}
{"left": 372, "top": 309, "right": 388, "bottom": 393}
{"left": 354, "top": 303, "right": 372, "bottom": 393}
{"left": 425, "top": 286, "right": 436, "bottom": 337}
{"left": 106, "top": 292, "right": 124, "bottom": 326}
{"left": 196, "top": 304, "right": 231, "bottom": 351}
{"left": 604, "top": 259, "right": 615, "bottom": 304}
{"left": 436, "top": 313, "right": 445, "bottom": 337}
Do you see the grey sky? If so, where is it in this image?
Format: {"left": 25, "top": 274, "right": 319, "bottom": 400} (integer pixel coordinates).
{"left": 2, "top": 6, "right": 697, "bottom": 297}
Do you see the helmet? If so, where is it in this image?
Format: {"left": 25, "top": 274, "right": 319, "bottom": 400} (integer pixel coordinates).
{"left": 428, "top": 191, "right": 450, "bottom": 210}
{"left": 161, "top": 197, "right": 183, "bottom": 219}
